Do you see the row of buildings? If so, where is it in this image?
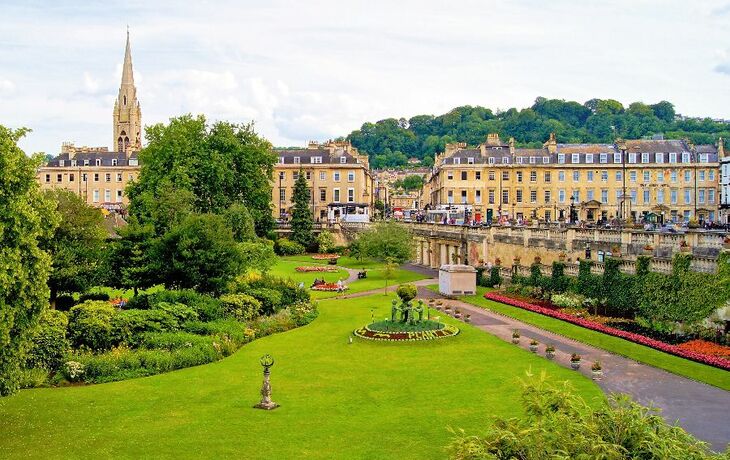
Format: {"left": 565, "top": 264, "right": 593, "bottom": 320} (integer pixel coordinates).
{"left": 35, "top": 32, "right": 730, "bottom": 226}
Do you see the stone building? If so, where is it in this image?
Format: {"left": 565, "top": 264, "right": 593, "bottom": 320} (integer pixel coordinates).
{"left": 272, "top": 140, "right": 375, "bottom": 222}
{"left": 426, "top": 133, "right": 724, "bottom": 224}
{"left": 721, "top": 154, "right": 730, "bottom": 224}
{"left": 37, "top": 31, "right": 142, "bottom": 209}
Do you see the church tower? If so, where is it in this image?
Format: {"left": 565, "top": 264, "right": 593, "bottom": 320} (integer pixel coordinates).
{"left": 113, "top": 29, "right": 142, "bottom": 155}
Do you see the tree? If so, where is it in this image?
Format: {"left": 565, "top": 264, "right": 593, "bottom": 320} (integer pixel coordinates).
{"left": 382, "top": 258, "right": 398, "bottom": 295}
{"left": 358, "top": 221, "right": 414, "bottom": 263}
{"left": 290, "top": 169, "right": 314, "bottom": 249}
{"left": 223, "top": 203, "right": 257, "bottom": 242}
{"left": 155, "top": 214, "right": 245, "bottom": 294}
{"left": 127, "top": 114, "right": 276, "bottom": 236}
{"left": 0, "top": 126, "right": 59, "bottom": 395}
{"left": 106, "top": 217, "right": 158, "bottom": 297}
{"left": 317, "top": 230, "right": 336, "bottom": 253}
{"left": 41, "top": 190, "right": 107, "bottom": 301}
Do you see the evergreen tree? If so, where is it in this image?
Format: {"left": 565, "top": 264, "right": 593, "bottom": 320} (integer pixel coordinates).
{"left": 290, "top": 169, "right": 314, "bottom": 248}
{"left": 0, "top": 126, "right": 59, "bottom": 395}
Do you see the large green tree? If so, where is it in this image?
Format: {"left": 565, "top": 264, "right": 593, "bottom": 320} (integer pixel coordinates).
{"left": 41, "top": 190, "right": 107, "bottom": 301}
{"left": 106, "top": 217, "right": 159, "bottom": 296}
{"left": 127, "top": 115, "right": 276, "bottom": 235}
{"left": 0, "top": 126, "right": 59, "bottom": 395}
{"left": 290, "top": 169, "right": 314, "bottom": 249}
{"left": 358, "top": 221, "right": 414, "bottom": 264}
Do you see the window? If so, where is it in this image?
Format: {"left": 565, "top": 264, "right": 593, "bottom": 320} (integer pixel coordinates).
{"left": 516, "top": 189, "right": 523, "bottom": 203}
{"left": 657, "top": 189, "right": 664, "bottom": 204}
{"left": 529, "top": 156, "right": 536, "bottom": 164}
{"left": 82, "top": 173, "right": 87, "bottom": 182}
{"left": 516, "top": 171, "right": 523, "bottom": 183}
{"left": 629, "top": 171, "right": 636, "bottom": 182}
{"left": 488, "top": 190, "right": 495, "bottom": 204}
{"left": 95, "top": 159, "right": 102, "bottom": 166}
{"left": 93, "top": 190, "right": 99, "bottom": 202}
{"left": 71, "top": 160, "right": 77, "bottom": 167}
{"left": 587, "top": 189, "right": 594, "bottom": 201}
{"left": 630, "top": 189, "right": 637, "bottom": 204}
{"left": 572, "top": 190, "right": 580, "bottom": 202}
{"left": 104, "top": 189, "right": 111, "bottom": 202}
{"left": 94, "top": 173, "right": 99, "bottom": 182}
{"left": 643, "top": 189, "right": 650, "bottom": 204}
{"left": 572, "top": 171, "right": 579, "bottom": 182}
{"left": 682, "top": 152, "right": 690, "bottom": 163}
{"left": 460, "top": 190, "right": 467, "bottom": 204}
{"left": 684, "top": 170, "right": 691, "bottom": 182}
{"left": 293, "top": 172, "right": 299, "bottom": 181}
{"left": 105, "top": 173, "right": 111, "bottom": 182}
{"left": 628, "top": 153, "right": 637, "bottom": 164}
{"left": 279, "top": 188, "right": 286, "bottom": 202}
{"left": 45, "top": 174, "right": 50, "bottom": 183}
{"left": 613, "top": 153, "right": 622, "bottom": 163}
{"left": 709, "top": 170, "right": 715, "bottom": 181}
{"left": 700, "top": 154, "right": 709, "bottom": 163}
{"left": 461, "top": 171, "right": 467, "bottom": 181}
{"left": 59, "top": 160, "right": 65, "bottom": 167}
{"left": 601, "top": 189, "right": 608, "bottom": 203}
{"left": 502, "top": 157, "right": 509, "bottom": 164}
{"left": 699, "top": 189, "right": 706, "bottom": 204}
{"left": 699, "top": 170, "right": 706, "bottom": 181}
{"left": 475, "top": 171, "right": 481, "bottom": 180}
{"left": 488, "top": 171, "right": 495, "bottom": 181}
{"left": 128, "top": 174, "right": 135, "bottom": 181}
{"left": 544, "top": 171, "right": 551, "bottom": 183}
{"left": 447, "top": 171, "right": 453, "bottom": 180}
{"left": 558, "top": 154, "right": 566, "bottom": 164}
{"left": 542, "top": 156, "right": 549, "bottom": 164}
{"left": 683, "top": 210, "right": 691, "bottom": 222}
{"left": 347, "top": 172, "right": 355, "bottom": 182}
{"left": 334, "top": 172, "right": 341, "bottom": 181}
{"left": 340, "top": 156, "right": 347, "bottom": 164}
{"left": 644, "top": 171, "right": 650, "bottom": 182}
{"left": 669, "top": 152, "right": 677, "bottom": 163}
{"left": 112, "top": 158, "right": 118, "bottom": 166}
{"left": 278, "top": 156, "right": 284, "bottom": 164}
{"left": 586, "top": 154, "right": 593, "bottom": 164}
{"left": 319, "top": 171, "right": 326, "bottom": 180}
{"left": 601, "top": 170, "right": 608, "bottom": 182}
{"left": 293, "top": 156, "right": 300, "bottom": 164}
{"left": 657, "top": 171, "right": 664, "bottom": 182}
{"left": 571, "top": 154, "right": 580, "bottom": 163}
{"left": 501, "top": 190, "right": 509, "bottom": 204}
{"left": 311, "top": 156, "right": 322, "bottom": 164}
{"left": 587, "top": 171, "right": 594, "bottom": 182}
{"left": 488, "top": 157, "right": 495, "bottom": 165}
{"left": 515, "top": 157, "right": 523, "bottom": 164}
{"left": 684, "top": 189, "right": 692, "bottom": 204}
{"left": 544, "top": 190, "right": 551, "bottom": 203}
{"left": 116, "top": 173, "right": 122, "bottom": 182}
{"left": 530, "top": 190, "right": 537, "bottom": 203}
{"left": 56, "top": 173, "right": 62, "bottom": 182}
{"left": 447, "top": 190, "right": 454, "bottom": 204}
{"left": 530, "top": 171, "right": 537, "bottom": 182}
{"left": 600, "top": 153, "right": 608, "bottom": 164}
{"left": 501, "top": 171, "right": 509, "bottom": 181}
{"left": 558, "top": 189, "right": 565, "bottom": 203}
{"left": 558, "top": 170, "right": 565, "bottom": 181}
{"left": 333, "top": 188, "right": 340, "bottom": 202}
{"left": 641, "top": 153, "right": 649, "bottom": 163}
{"left": 306, "top": 171, "right": 312, "bottom": 180}
{"left": 671, "top": 189, "right": 678, "bottom": 204}
{"left": 116, "top": 190, "right": 123, "bottom": 202}
{"left": 69, "top": 174, "right": 75, "bottom": 182}
{"left": 656, "top": 152, "right": 664, "bottom": 163}
{"left": 467, "top": 157, "right": 475, "bottom": 164}
{"left": 454, "top": 158, "right": 461, "bottom": 165}
{"left": 616, "top": 171, "right": 622, "bottom": 181}
{"left": 320, "top": 188, "right": 326, "bottom": 202}
{"left": 279, "top": 171, "right": 285, "bottom": 180}
{"left": 709, "top": 189, "right": 716, "bottom": 203}
{"left": 475, "top": 189, "right": 482, "bottom": 204}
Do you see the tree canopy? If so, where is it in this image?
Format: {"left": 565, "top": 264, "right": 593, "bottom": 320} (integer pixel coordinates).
{"left": 290, "top": 169, "right": 314, "bottom": 249}
{"left": 357, "top": 221, "right": 414, "bottom": 264}
{"left": 345, "top": 98, "right": 729, "bottom": 166}
{"left": 0, "top": 126, "right": 59, "bottom": 395}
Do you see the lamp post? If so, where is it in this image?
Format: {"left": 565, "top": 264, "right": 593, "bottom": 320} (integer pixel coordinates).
{"left": 569, "top": 195, "right": 575, "bottom": 224}
{"left": 254, "top": 354, "right": 279, "bottom": 410}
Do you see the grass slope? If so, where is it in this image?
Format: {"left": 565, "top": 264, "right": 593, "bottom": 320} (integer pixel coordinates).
{"left": 0, "top": 292, "right": 601, "bottom": 459}
{"left": 452, "top": 286, "right": 730, "bottom": 391}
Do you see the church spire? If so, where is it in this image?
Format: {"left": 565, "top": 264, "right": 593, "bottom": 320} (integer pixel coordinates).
{"left": 113, "top": 28, "right": 142, "bottom": 154}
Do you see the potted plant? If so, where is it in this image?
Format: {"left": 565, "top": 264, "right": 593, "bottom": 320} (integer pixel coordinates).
{"left": 591, "top": 361, "right": 603, "bottom": 380}
{"left": 513, "top": 256, "right": 521, "bottom": 265}
{"left": 511, "top": 329, "right": 520, "bottom": 344}
{"left": 454, "top": 308, "right": 462, "bottom": 319}
{"left": 679, "top": 240, "right": 690, "bottom": 252}
{"left": 495, "top": 257, "right": 502, "bottom": 266}
{"left": 533, "top": 255, "right": 541, "bottom": 265}
{"left": 465, "top": 314, "right": 471, "bottom": 323}
{"left": 545, "top": 344, "right": 556, "bottom": 360}
{"left": 558, "top": 252, "right": 566, "bottom": 262}
{"left": 610, "top": 245, "right": 621, "bottom": 258}
{"left": 570, "top": 353, "right": 581, "bottom": 370}
{"left": 444, "top": 304, "right": 451, "bottom": 313}
{"left": 529, "top": 339, "right": 539, "bottom": 353}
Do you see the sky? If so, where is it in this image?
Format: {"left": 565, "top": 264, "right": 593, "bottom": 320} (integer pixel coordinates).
{"left": 1, "top": 0, "right": 730, "bottom": 155}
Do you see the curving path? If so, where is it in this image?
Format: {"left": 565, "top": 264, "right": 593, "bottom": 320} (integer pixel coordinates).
{"left": 344, "top": 264, "right": 730, "bottom": 451}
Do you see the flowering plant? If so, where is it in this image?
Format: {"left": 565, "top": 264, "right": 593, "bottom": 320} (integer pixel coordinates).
{"left": 512, "top": 329, "right": 520, "bottom": 338}
{"left": 311, "top": 283, "right": 347, "bottom": 291}
{"left": 64, "top": 361, "right": 85, "bottom": 381}
{"left": 295, "top": 266, "right": 338, "bottom": 272}
{"left": 484, "top": 292, "right": 730, "bottom": 370}
{"left": 591, "top": 361, "right": 602, "bottom": 371}
{"left": 311, "top": 254, "right": 339, "bottom": 260}
{"left": 570, "top": 353, "right": 581, "bottom": 362}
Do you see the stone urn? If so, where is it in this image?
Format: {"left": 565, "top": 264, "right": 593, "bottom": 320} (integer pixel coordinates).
{"left": 570, "top": 354, "right": 581, "bottom": 370}
{"left": 545, "top": 347, "right": 555, "bottom": 360}
{"left": 591, "top": 362, "right": 603, "bottom": 380}
{"left": 511, "top": 330, "right": 520, "bottom": 344}
{"left": 464, "top": 314, "right": 471, "bottom": 323}
{"left": 529, "top": 340, "right": 539, "bottom": 353}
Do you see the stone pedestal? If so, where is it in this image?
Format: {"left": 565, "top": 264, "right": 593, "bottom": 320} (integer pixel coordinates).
{"left": 254, "top": 369, "right": 279, "bottom": 410}
{"left": 438, "top": 264, "right": 477, "bottom": 296}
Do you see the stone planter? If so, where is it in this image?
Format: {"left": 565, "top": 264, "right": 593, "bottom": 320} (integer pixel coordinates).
{"left": 545, "top": 351, "right": 555, "bottom": 360}
{"left": 570, "top": 360, "right": 581, "bottom": 370}
{"left": 529, "top": 344, "right": 538, "bottom": 353}
{"left": 592, "top": 370, "right": 603, "bottom": 380}
{"left": 512, "top": 337, "right": 520, "bottom": 344}
{"left": 464, "top": 315, "right": 471, "bottom": 323}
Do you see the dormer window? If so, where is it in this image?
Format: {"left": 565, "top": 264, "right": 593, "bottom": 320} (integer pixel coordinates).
{"left": 542, "top": 156, "right": 549, "bottom": 164}
{"left": 112, "top": 159, "right": 118, "bottom": 166}
{"left": 293, "top": 156, "right": 300, "bottom": 164}
{"left": 467, "top": 157, "right": 475, "bottom": 164}
{"left": 59, "top": 160, "right": 65, "bottom": 167}
{"left": 129, "top": 159, "right": 138, "bottom": 166}
{"left": 585, "top": 154, "right": 593, "bottom": 163}
{"left": 516, "top": 157, "right": 524, "bottom": 164}
{"left": 311, "top": 156, "right": 322, "bottom": 164}
{"left": 571, "top": 154, "right": 580, "bottom": 163}
{"left": 502, "top": 157, "right": 509, "bottom": 164}
{"left": 558, "top": 154, "right": 565, "bottom": 164}
{"left": 95, "top": 159, "right": 102, "bottom": 166}
{"left": 340, "top": 156, "right": 347, "bottom": 164}
{"left": 84, "top": 160, "right": 89, "bottom": 166}
{"left": 71, "top": 160, "right": 77, "bottom": 167}
{"left": 529, "top": 156, "right": 536, "bottom": 164}
{"left": 279, "top": 157, "right": 284, "bottom": 164}
{"left": 488, "top": 157, "right": 495, "bottom": 165}
{"left": 453, "top": 158, "right": 460, "bottom": 165}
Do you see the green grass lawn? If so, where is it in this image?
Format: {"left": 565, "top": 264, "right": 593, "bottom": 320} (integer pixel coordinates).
{"left": 0, "top": 292, "right": 602, "bottom": 459}
{"left": 449, "top": 286, "right": 730, "bottom": 391}
{"left": 284, "top": 254, "right": 387, "bottom": 270}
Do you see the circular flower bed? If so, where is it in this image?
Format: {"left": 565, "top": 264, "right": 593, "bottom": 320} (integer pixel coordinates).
{"left": 311, "top": 254, "right": 339, "bottom": 260}
{"left": 296, "top": 266, "right": 339, "bottom": 272}
{"left": 353, "top": 322, "right": 459, "bottom": 342}
{"left": 311, "top": 283, "right": 348, "bottom": 291}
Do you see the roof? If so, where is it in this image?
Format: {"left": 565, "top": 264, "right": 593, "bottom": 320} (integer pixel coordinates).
{"left": 276, "top": 149, "right": 360, "bottom": 165}
{"left": 45, "top": 151, "right": 139, "bottom": 167}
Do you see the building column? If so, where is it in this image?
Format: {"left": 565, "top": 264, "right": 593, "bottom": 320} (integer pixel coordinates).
{"left": 416, "top": 241, "right": 423, "bottom": 264}
{"left": 440, "top": 243, "right": 448, "bottom": 268}
{"left": 425, "top": 241, "right": 431, "bottom": 267}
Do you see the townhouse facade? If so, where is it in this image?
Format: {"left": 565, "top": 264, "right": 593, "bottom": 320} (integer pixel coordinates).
{"left": 426, "top": 133, "right": 725, "bottom": 224}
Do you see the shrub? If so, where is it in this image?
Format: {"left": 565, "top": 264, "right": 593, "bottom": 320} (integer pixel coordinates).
{"left": 219, "top": 293, "right": 261, "bottom": 321}
{"left": 18, "top": 367, "right": 49, "bottom": 389}
{"left": 247, "top": 288, "right": 283, "bottom": 315}
{"left": 55, "top": 294, "right": 76, "bottom": 312}
{"left": 68, "top": 301, "right": 118, "bottom": 351}
{"left": 396, "top": 284, "right": 418, "bottom": 302}
{"left": 136, "top": 331, "right": 217, "bottom": 350}
{"left": 26, "top": 309, "right": 70, "bottom": 371}
{"left": 289, "top": 302, "right": 319, "bottom": 326}
{"left": 252, "top": 310, "right": 294, "bottom": 336}
{"left": 274, "top": 238, "right": 305, "bottom": 256}
{"left": 147, "top": 289, "right": 224, "bottom": 322}
{"left": 316, "top": 230, "right": 336, "bottom": 253}
{"left": 79, "top": 291, "right": 110, "bottom": 303}
{"left": 112, "top": 309, "right": 179, "bottom": 345}
{"left": 183, "top": 319, "right": 251, "bottom": 344}
{"left": 153, "top": 302, "right": 199, "bottom": 323}
{"left": 124, "top": 293, "right": 152, "bottom": 310}
{"left": 550, "top": 293, "right": 584, "bottom": 309}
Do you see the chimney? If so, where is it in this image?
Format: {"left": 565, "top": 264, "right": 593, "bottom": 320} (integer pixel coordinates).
{"left": 718, "top": 137, "right": 725, "bottom": 158}
{"left": 543, "top": 132, "right": 557, "bottom": 154}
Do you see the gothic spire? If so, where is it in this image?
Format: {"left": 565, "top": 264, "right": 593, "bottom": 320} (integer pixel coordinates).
{"left": 121, "top": 27, "right": 134, "bottom": 86}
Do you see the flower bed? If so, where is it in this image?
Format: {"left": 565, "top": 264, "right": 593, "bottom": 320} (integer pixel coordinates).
{"left": 311, "top": 283, "right": 348, "bottom": 292}
{"left": 353, "top": 323, "right": 459, "bottom": 342}
{"left": 677, "top": 340, "right": 730, "bottom": 359}
{"left": 295, "top": 266, "right": 339, "bottom": 272}
{"left": 311, "top": 254, "right": 339, "bottom": 260}
{"left": 484, "top": 292, "right": 730, "bottom": 371}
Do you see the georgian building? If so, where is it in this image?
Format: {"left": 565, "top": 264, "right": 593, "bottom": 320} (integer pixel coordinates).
{"left": 272, "top": 140, "right": 375, "bottom": 222}
{"left": 37, "top": 31, "right": 142, "bottom": 209}
{"left": 426, "top": 133, "right": 724, "bottom": 224}
{"left": 720, "top": 154, "right": 730, "bottom": 224}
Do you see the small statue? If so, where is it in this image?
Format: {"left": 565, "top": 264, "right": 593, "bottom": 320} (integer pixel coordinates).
{"left": 416, "top": 300, "right": 425, "bottom": 322}
{"left": 391, "top": 299, "right": 398, "bottom": 322}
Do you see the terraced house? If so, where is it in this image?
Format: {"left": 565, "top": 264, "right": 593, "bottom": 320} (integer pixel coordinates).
{"left": 427, "top": 133, "right": 724, "bottom": 224}
{"left": 272, "top": 140, "right": 375, "bottom": 222}
{"left": 37, "top": 31, "right": 142, "bottom": 209}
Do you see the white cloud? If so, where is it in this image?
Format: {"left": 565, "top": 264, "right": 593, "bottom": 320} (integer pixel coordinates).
{"left": 0, "top": 78, "right": 15, "bottom": 93}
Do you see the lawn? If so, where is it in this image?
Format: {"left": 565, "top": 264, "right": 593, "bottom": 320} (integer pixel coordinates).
{"left": 451, "top": 286, "right": 730, "bottom": 391}
{"left": 0, "top": 292, "right": 602, "bottom": 459}
{"left": 275, "top": 256, "right": 429, "bottom": 299}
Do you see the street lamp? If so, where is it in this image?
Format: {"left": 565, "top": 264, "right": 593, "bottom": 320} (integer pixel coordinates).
{"left": 569, "top": 195, "right": 575, "bottom": 224}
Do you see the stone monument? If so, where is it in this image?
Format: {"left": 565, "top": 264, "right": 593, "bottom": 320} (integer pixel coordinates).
{"left": 254, "top": 354, "right": 279, "bottom": 410}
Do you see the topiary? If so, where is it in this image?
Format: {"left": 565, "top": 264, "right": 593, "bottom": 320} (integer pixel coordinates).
{"left": 79, "top": 291, "right": 110, "bottom": 303}
{"left": 396, "top": 284, "right": 418, "bottom": 303}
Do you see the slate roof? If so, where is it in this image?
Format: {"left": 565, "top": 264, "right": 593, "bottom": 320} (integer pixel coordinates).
{"left": 45, "top": 151, "right": 139, "bottom": 167}
{"left": 276, "top": 149, "right": 360, "bottom": 165}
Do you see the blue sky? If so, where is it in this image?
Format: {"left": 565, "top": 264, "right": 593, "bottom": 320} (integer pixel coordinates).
{"left": 1, "top": 0, "right": 729, "bottom": 155}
